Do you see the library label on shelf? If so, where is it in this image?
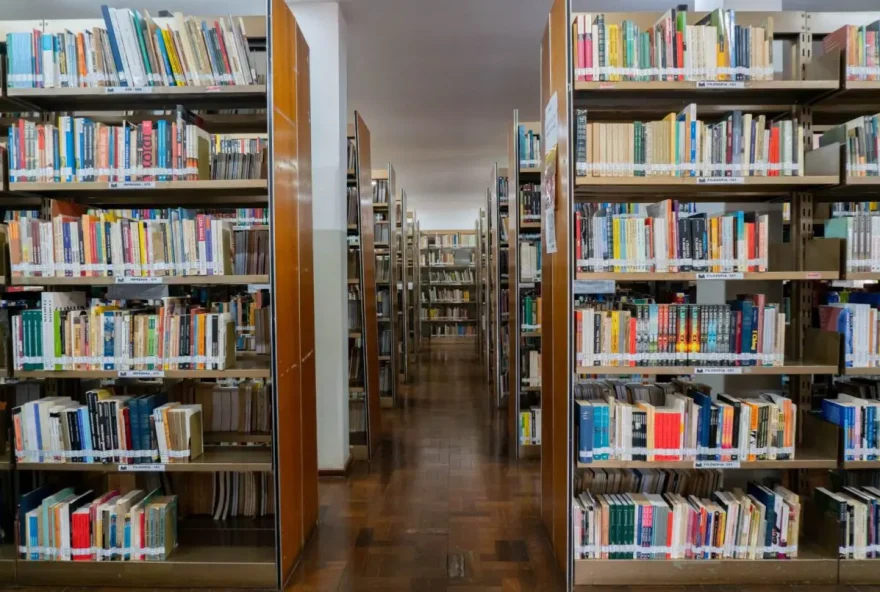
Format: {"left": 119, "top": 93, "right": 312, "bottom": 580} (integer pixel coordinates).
{"left": 574, "top": 279, "right": 616, "bottom": 294}
{"left": 694, "top": 460, "right": 741, "bottom": 469}
{"left": 105, "top": 86, "right": 153, "bottom": 94}
{"left": 108, "top": 181, "right": 157, "bottom": 189}
{"left": 696, "top": 272, "right": 744, "bottom": 280}
{"left": 118, "top": 370, "right": 166, "bottom": 378}
{"left": 694, "top": 367, "right": 743, "bottom": 375}
{"left": 115, "top": 277, "right": 163, "bottom": 284}
{"left": 696, "top": 177, "right": 745, "bottom": 185}
{"left": 696, "top": 81, "right": 745, "bottom": 89}
{"left": 118, "top": 463, "right": 166, "bottom": 472}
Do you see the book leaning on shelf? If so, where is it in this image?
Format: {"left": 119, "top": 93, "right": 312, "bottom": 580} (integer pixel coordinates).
{"left": 6, "top": 7, "right": 259, "bottom": 89}
{"left": 13, "top": 390, "right": 203, "bottom": 464}
{"left": 574, "top": 107, "right": 805, "bottom": 177}
{"left": 575, "top": 380, "right": 795, "bottom": 463}
{"left": 8, "top": 109, "right": 210, "bottom": 183}
{"left": 816, "top": 486, "right": 880, "bottom": 559}
{"left": 572, "top": 9, "right": 774, "bottom": 82}
{"left": 822, "top": 22, "right": 880, "bottom": 82}
{"left": 12, "top": 293, "right": 236, "bottom": 371}
{"left": 518, "top": 126, "right": 541, "bottom": 165}
{"left": 19, "top": 486, "right": 178, "bottom": 561}
{"left": 575, "top": 200, "right": 771, "bottom": 273}
{"left": 818, "top": 298, "right": 880, "bottom": 368}
{"left": 7, "top": 202, "right": 274, "bottom": 278}
{"left": 574, "top": 481, "right": 800, "bottom": 560}
{"left": 575, "top": 296, "right": 785, "bottom": 368}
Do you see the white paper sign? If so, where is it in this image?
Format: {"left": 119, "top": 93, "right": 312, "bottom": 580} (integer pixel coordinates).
{"left": 574, "top": 280, "right": 617, "bottom": 294}
{"left": 118, "top": 370, "right": 165, "bottom": 378}
{"left": 115, "top": 277, "right": 162, "bottom": 285}
{"left": 696, "top": 81, "right": 745, "bottom": 89}
{"left": 696, "top": 177, "right": 745, "bottom": 185}
{"left": 694, "top": 367, "right": 743, "bottom": 375}
{"left": 694, "top": 460, "right": 741, "bottom": 469}
{"left": 109, "top": 181, "right": 156, "bottom": 189}
{"left": 105, "top": 86, "right": 153, "bottom": 94}
{"left": 695, "top": 272, "right": 744, "bottom": 280}
{"left": 543, "top": 92, "right": 558, "bottom": 154}
{"left": 118, "top": 463, "right": 165, "bottom": 472}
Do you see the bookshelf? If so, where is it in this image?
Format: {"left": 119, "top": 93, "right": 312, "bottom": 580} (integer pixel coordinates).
{"left": 0, "top": 2, "right": 317, "bottom": 588}
{"left": 540, "top": 6, "right": 880, "bottom": 590}
{"left": 419, "top": 230, "right": 478, "bottom": 341}
{"left": 394, "top": 189, "right": 412, "bottom": 383}
{"left": 406, "top": 212, "right": 422, "bottom": 362}
{"left": 346, "top": 114, "right": 381, "bottom": 461}
{"left": 479, "top": 207, "right": 491, "bottom": 380}
{"left": 487, "top": 166, "right": 509, "bottom": 408}
{"left": 508, "top": 113, "right": 542, "bottom": 460}
{"left": 372, "top": 166, "right": 398, "bottom": 408}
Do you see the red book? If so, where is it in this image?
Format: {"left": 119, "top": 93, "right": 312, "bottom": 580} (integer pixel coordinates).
{"left": 214, "top": 22, "right": 234, "bottom": 83}
{"left": 17, "top": 119, "right": 25, "bottom": 180}
{"left": 745, "top": 222, "right": 755, "bottom": 271}
{"left": 575, "top": 211, "right": 582, "bottom": 264}
{"left": 770, "top": 125, "right": 780, "bottom": 176}
{"left": 122, "top": 406, "right": 133, "bottom": 464}
{"left": 629, "top": 317, "right": 637, "bottom": 367}
{"left": 733, "top": 311, "right": 743, "bottom": 365}
{"left": 676, "top": 31, "right": 684, "bottom": 81}
{"left": 89, "top": 218, "right": 98, "bottom": 278}
{"left": 142, "top": 120, "right": 154, "bottom": 181}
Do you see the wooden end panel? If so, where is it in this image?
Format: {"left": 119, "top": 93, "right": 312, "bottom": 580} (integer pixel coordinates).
{"left": 295, "top": 22, "right": 319, "bottom": 543}
{"left": 355, "top": 112, "right": 382, "bottom": 457}
{"left": 270, "top": 0, "right": 304, "bottom": 583}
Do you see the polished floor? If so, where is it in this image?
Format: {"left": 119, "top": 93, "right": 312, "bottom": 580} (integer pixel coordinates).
{"left": 287, "top": 342, "right": 563, "bottom": 591}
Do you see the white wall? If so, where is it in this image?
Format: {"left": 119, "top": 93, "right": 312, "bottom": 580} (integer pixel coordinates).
{"left": 414, "top": 200, "right": 482, "bottom": 230}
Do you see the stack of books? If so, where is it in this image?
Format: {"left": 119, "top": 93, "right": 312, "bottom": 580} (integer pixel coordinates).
{"left": 575, "top": 382, "right": 796, "bottom": 463}
{"left": 12, "top": 293, "right": 236, "bottom": 371}
{"left": 576, "top": 200, "right": 770, "bottom": 273}
{"left": 211, "top": 135, "right": 266, "bottom": 180}
{"left": 574, "top": 107, "right": 805, "bottom": 178}
{"left": 571, "top": 10, "right": 775, "bottom": 82}
{"left": 518, "top": 126, "right": 541, "bottom": 165}
{"left": 816, "top": 486, "right": 880, "bottom": 558}
{"left": 519, "top": 407, "right": 542, "bottom": 445}
{"left": 7, "top": 204, "right": 256, "bottom": 279}
{"left": 575, "top": 296, "right": 786, "bottom": 368}
{"left": 6, "top": 8, "right": 259, "bottom": 89}
{"left": 189, "top": 380, "right": 270, "bottom": 435}
{"left": 573, "top": 482, "right": 800, "bottom": 560}
{"left": 818, "top": 299, "right": 880, "bottom": 368}
{"left": 822, "top": 22, "right": 880, "bottom": 81}
{"left": 8, "top": 110, "right": 211, "bottom": 183}
{"left": 13, "top": 390, "right": 204, "bottom": 464}
{"left": 19, "top": 486, "right": 179, "bottom": 561}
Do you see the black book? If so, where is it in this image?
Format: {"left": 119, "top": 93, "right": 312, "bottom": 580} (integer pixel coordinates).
{"left": 677, "top": 217, "right": 692, "bottom": 271}
{"left": 632, "top": 409, "right": 647, "bottom": 461}
{"left": 109, "top": 400, "right": 120, "bottom": 462}
{"left": 709, "top": 405, "right": 719, "bottom": 461}
{"left": 65, "top": 409, "right": 81, "bottom": 462}
{"left": 689, "top": 214, "right": 707, "bottom": 269}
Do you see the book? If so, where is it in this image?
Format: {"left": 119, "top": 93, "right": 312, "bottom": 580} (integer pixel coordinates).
{"left": 822, "top": 23, "right": 880, "bottom": 82}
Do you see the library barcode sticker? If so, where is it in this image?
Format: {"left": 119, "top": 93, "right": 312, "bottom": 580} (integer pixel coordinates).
{"left": 118, "top": 463, "right": 165, "bottom": 472}
{"left": 694, "top": 460, "right": 741, "bottom": 469}
{"left": 118, "top": 370, "right": 165, "bottom": 378}
{"left": 696, "top": 177, "right": 745, "bottom": 185}
{"left": 695, "top": 272, "right": 744, "bottom": 280}
{"left": 109, "top": 181, "right": 156, "bottom": 189}
{"left": 115, "top": 277, "right": 162, "bottom": 285}
{"left": 696, "top": 81, "right": 745, "bottom": 89}
{"left": 694, "top": 367, "right": 743, "bottom": 375}
{"left": 105, "top": 86, "right": 153, "bottom": 94}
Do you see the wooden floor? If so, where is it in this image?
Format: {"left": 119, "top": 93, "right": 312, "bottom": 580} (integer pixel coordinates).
{"left": 287, "top": 343, "right": 563, "bottom": 591}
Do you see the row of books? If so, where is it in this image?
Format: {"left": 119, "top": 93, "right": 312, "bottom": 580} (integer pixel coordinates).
{"left": 522, "top": 294, "right": 541, "bottom": 329}
{"left": 427, "top": 270, "right": 475, "bottom": 284}
{"left": 373, "top": 179, "right": 389, "bottom": 204}
{"left": 825, "top": 215, "right": 880, "bottom": 273}
{"left": 522, "top": 349, "right": 541, "bottom": 387}
{"left": 575, "top": 467, "right": 721, "bottom": 498}
{"left": 574, "top": 108, "right": 805, "bottom": 178}
{"left": 346, "top": 187, "right": 359, "bottom": 226}
{"left": 573, "top": 482, "right": 800, "bottom": 560}
{"left": 350, "top": 399, "right": 365, "bottom": 433}
{"left": 821, "top": 385, "right": 880, "bottom": 460}
{"left": 819, "top": 299, "right": 880, "bottom": 368}
{"left": 574, "top": 201, "right": 771, "bottom": 272}
{"left": 575, "top": 298, "right": 786, "bottom": 367}
{"left": 14, "top": 391, "right": 204, "bottom": 464}
{"left": 421, "top": 253, "right": 473, "bottom": 266}
{"left": 6, "top": 8, "right": 258, "bottom": 88}
{"left": 421, "top": 288, "right": 472, "bottom": 303}
{"left": 188, "top": 379, "right": 270, "bottom": 435}
{"left": 420, "top": 233, "right": 477, "bottom": 248}
{"left": 816, "top": 485, "right": 880, "bottom": 559}
{"left": 347, "top": 286, "right": 361, "bottom": 331}
{"left": 575, "top": 382, "right": 796, "bottom": 462}
{"left": 519, "top": 185, "right": 541, "bottom": 222}
{"left": 379, "top": 364, "right": 393, "bottom": 395}
{"left": 210, "top": 136, "right": 265, "bottom": 180}
{"left": 822, "top": 22, "right": 880, "bottom": 81}
{"left": 89, "top": 207, "right": 269, "bottom": 225}
{"left": 221, "top": 291, "right": 270, "bottom": 354}
{"left": 379, "top": 328, "right": 392, "bottom": 357}
{"left": 348, "top": 338, "right": 364, "bottom": 385}
{"left": 519, "top": 407, "right": 542, "bottom": 445}
{"left": 13, "top": 294, "right": 238, "bottom": 372}
{"left": 20, "top": 486, "right": 178, "bottom": 562}
{"left": 500, "top": 214, "right": 509, "bottom": 243}
{"left": 8, "top": 112, "right": 212, "bottom": 183}
{"left": 572, "top": 10, "right": 775, "bottom": 82}
{"left": 519, "top": 243, "right": 541, "bottom": 285}
{"left": 430, "top": 325, "right": 476, "bottom": 337}
{"left": 421, "top": 307, "right": 472, "bottom": 321}
{"left": 376, "top": 255, "right": 390, "bottom": 283}
{"left": 518, "top": 126, "right": 541, "bottom": 164}
{"left": 377, "top": 289, "right": 391, "bottom": 319}
{"left": 374, "top": 222, "right": 390, "bottom": 244}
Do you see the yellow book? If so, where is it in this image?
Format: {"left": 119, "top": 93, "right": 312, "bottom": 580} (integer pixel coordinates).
{"left": 663, "top": 113, "right": 676, "bottom": 177}
{"left": 138, "top": 221, "right": 148, "bottom": 276}
{"left": 163, "top": 28, "right": 185, "bottom": 86}
{"left": 612, "top": 217, "right": 622, "bottom": 272}
{"left": 609, "top": 25, "right": 619, "bottom": 81}
{"left": 610, "top": 310, "right": 620, "bottom": 367}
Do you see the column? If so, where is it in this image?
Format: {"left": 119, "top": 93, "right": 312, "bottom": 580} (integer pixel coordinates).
{"left": 290, "top": 2, "right": 350, "bottom": 471}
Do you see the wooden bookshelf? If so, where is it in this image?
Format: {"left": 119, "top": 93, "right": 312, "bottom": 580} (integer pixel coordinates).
{"left": 476, "top": 211, "right": 488, "bottom": 369}
{"left": 508, "top": 113, "right": 543, "bottom": 458}
{"left": 395, "top": 188, "right": 411, "bottom": 382}
{"left": 420, "top": 229, "right": 479, "bottom": 342}
{"left": 372, "top": 165, "right": 399, "bottom": 406}
{"left": 0, "top": 4, "right": 317, "bottom": 588}
{"left": 408, "top": 213, "right": 422, "bottom": 358}
{"left": 486, "top": 168, "right": 509, "bottom": 408}
{"left": 347, "top": 113, "right": 381, "bottom": 460}
{"left": 536, "top": 7, "right": 880, "bottom": 589}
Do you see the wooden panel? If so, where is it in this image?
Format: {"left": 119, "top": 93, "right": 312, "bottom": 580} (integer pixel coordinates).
{"left": 542, "top": 0, "right": 572, "bottom": 576}
{"left": 508, "top": 114, "right": 519, "bottom": 457}
{"left": 296, "top": 22, "right": 319, "bottom": 547}
{"left": 270, "top": 0, "right": 304, "bottom": 584}
{"left": 355, "top": 112, "right": 382, "bottom": 458}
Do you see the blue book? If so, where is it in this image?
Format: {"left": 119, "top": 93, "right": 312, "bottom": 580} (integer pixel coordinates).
{"left": 78, "top": 406, "right": 93, "bottom": 463}
{"left": 100, "top": 5, "right": 128, "bottom": 86}
{"left": 18, "top": 485, "right": 53, "bottom": 558}
{"left": 154, "top": 29, "right": 175, "bottom": 86}
{"left": 129, "top": 396, "right": 141, "bottom": 463}
{"left": 686, "top": 389, "right": 713, "bottom": 460}
{"left": 822, "top": 399, "right": 856, "bottom": 459}
{"left": 747, "top": 482, "right": 779, "bottom": 559}
{"left": 575, "top": 400, "right": 593, "bottom": 464}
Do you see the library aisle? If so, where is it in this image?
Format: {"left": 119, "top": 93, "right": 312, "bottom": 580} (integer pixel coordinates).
{"left": 288, "top": 343, "right": 561, "bottom": 591}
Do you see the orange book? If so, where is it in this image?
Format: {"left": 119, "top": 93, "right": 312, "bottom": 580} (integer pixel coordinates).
{"left": 197, "top": 313, "right": 206, "bottom": 370}
{"left": 76, "top": 33, "right": 87, "bottom": 85}
{"left": 9, "top": 221, "right": 20, "bottom": 277}
{"left": 629, "top": 317, "right": 637, "bottom": 367}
